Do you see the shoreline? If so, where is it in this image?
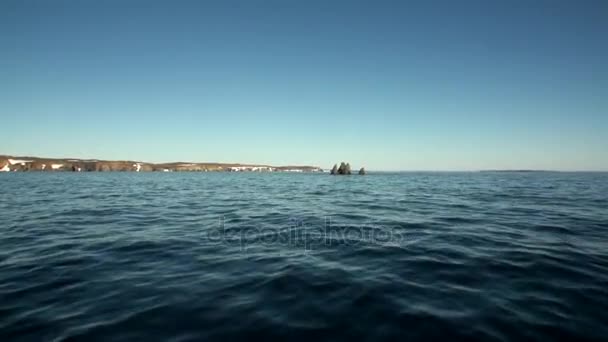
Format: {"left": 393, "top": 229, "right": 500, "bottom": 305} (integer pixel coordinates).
{"left": 0, "top": 155, "right": 323, "bottom": 173}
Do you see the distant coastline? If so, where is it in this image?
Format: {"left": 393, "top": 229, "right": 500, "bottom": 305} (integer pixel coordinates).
{"left": 0, "top": 155, "right": 323, "bottom": 173}
{"left": 478, "top": 170, "right": 549, "bottom": 173}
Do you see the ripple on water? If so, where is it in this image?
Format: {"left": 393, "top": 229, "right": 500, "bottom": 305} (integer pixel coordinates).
{"left": 0, "top": 172, "right": 607, "bottom": 341}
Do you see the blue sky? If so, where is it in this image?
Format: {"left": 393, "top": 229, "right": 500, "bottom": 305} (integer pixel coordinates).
{"left": 1, "top": 0, "right": 607, "bottom": 170}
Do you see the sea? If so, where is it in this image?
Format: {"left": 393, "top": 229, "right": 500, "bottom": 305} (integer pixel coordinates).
{"left": 1, "top": 172, "right": 607, "bottom": 341}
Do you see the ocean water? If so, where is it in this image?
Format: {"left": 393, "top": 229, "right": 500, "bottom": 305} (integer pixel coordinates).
{"left": 1, "top": 172, "right": 607, "bottom": 341}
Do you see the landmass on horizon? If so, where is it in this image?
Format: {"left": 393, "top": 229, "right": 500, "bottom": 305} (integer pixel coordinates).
{"left": 0, "top": 155, "right": 323, "bottom": 173}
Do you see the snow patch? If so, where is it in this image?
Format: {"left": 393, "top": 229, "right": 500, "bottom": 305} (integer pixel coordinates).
{"left": 0, "top": 164, "right": 10, "bottom": 172}
{"left": 8, "top": 159, "right": 32, "bottom": 165}
{"left": 251, "top": 166, "right": 273, "bottom": 171}
{"left": 230, "top": 166, "right": 274, "bottom": 172}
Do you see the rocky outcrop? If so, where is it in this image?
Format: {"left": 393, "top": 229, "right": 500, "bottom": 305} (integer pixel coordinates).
{"left": 330, "top": 162, "right": 365, "bottom": 175}
{"left": 0, "top": 157, "right": 9, "bottom": 172}
{"left": 337, "top": 162, "right": 351, "bottom": 175}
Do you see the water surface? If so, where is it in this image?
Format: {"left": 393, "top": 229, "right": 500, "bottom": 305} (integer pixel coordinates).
{"left": 1, "top": 172, "right": 607, "bottom": 341}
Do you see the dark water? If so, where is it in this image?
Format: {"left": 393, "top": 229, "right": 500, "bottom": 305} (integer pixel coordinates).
{"left": 1, "top": 172, "right": 607, "bottom": 341}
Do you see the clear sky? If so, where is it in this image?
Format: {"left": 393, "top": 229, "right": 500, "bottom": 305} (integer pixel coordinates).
{"left": 1, "top": 0, "right": 607, "bottom": 170}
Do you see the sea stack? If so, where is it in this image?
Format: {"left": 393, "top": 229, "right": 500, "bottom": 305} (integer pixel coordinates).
{"left": 330, "top": 162, "right": 365, "bottom": 175}
{"left": 330, "top": 164, "right": 338, "bottom": 175}
{"left": 334, "top": 162, "right": 352, "bottom": 175}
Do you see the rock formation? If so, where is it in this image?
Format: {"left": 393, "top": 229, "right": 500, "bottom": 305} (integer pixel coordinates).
{"left": 336, "top": 162, "right": 351, "bottom": 175}
{"left": 0, "top": 157, "right": 9, "bottom": 172}
{"left": 330, "top": 162, "right": 365, "bottom": 175}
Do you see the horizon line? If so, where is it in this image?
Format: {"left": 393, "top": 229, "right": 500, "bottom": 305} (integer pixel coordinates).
{"left": 1, "top": 153, "right": 607, "bottom": 173}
